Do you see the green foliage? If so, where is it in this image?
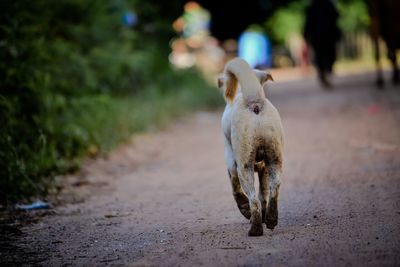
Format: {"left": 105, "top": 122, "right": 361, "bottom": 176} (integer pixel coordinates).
{"left": 337, "top": 0, "right": 369, "bottom": 33}
{"left": 265, "top": 0, "right": 308, "bottom": 45}
{"left": 265, "top": 0, "right": 369, "bottom": 45}
{"left": 0, "top": 0, "right": 222, "bottom": 202}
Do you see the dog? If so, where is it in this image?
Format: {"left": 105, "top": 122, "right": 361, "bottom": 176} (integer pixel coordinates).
{"left": 218, "top": 58, "right": 284, "bottom": 236}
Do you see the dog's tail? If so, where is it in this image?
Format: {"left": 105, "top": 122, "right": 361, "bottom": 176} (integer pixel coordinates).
{"left": 218, "top": 58, "right": 271, "bottom": 105}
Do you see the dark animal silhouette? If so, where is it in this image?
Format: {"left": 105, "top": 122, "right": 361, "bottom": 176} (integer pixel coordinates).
{"left": 304, "top": 0, "right": 341, "bottom": 88}
{"left": 368, "top": 0, "right": 400, "bottom": 87}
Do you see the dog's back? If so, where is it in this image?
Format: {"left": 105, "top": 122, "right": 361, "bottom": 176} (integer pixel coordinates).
{"left": 230, "top": 94, "right": 283, "bottom": 167}
{"left": 219, "top": 58, "right": 283, "bottom": 166}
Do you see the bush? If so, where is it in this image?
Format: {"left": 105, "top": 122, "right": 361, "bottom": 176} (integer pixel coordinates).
{"left": 0, "top": 0, "right": 222, "bottom": 203}
{"left": 265, "top": 0, "right": 307, "bottom": 45}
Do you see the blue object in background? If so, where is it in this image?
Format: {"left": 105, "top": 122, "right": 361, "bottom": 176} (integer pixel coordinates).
{"left": 122, "top": 11, "right": 138, "bottom": 27}
{"left": 238, "top": 31, "right": 272, "bottom": 68}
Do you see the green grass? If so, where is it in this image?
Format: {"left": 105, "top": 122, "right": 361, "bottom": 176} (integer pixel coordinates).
{"left": 0, "top": 69, "right": 223, "bottom": 203}
{"left": 65, "top": 70, "right": 223, "bottom": 153}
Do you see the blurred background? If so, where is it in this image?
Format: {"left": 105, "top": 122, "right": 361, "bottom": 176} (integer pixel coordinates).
{"left": 0, "top": 0, "right": 395, "bottom": 202}
{"left": 169, "top": 0, "right": 375, "bottom": 78}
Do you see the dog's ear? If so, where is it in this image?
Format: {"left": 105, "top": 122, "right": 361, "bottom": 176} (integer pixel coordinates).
{"left": 254, "top": 70, "right": 274, "bottom": 86}
{"left": 264, "top": 73, "right": 274, "bottom": 83}
{"left": 254, "top": 70, "right": 273, "bottom": 97}
{"left": 218, "top": 72, "right": 238, "bottom": 103}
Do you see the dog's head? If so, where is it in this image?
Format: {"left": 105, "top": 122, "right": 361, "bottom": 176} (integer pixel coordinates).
{"left": 218, "top": 69, "right": 273, "bottom": 103}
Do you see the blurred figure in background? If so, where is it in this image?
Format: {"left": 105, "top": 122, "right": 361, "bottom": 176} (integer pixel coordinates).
{"left": 171, "top": 1, "right": 225, "bottom": 77}
{"left": 171, "top": 1, "right": 211, "bottom": 69}
{"left": 238, "top": 25, "right": 272, "bottom": 69}
{"left": 304, "top": 0, "right": 341, "bottom": 88}
{"left": 287, "top": 33, "right": 311, "bottom": 75}
{"left": 173, "top": 1, "right": 210, "bottom": 44}
{"left": 368, "top": 0, "right": 400, "bottom": 87}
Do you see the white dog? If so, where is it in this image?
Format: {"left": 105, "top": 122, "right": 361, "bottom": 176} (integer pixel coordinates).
{"left": 218, "top": 58, "right": 284, "bottom": 236}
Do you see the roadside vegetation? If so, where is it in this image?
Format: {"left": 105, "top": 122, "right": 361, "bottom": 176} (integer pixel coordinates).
{"left": 0, "top": 0, "right": 223, "bottom": 203}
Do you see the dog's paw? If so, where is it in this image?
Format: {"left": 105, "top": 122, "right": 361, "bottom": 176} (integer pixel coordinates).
{"left": 248, "top": 223, "right": 263, "bottom": 236}
{"left": 248, "top": 211, "right": 263, "bottom": 236}
{"left": 265, "top": 216, "right": 277, "bottom": 230}
{"left": 233, "top": 192, "right": 251, "bottom": 220}
{"left": 238, "top": 203, "right": 251, "bottom": 220}
{"left": 265, "top": 199, "right": 278, "bottom": 230}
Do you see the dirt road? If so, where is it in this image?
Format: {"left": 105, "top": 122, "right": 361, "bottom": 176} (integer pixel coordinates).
{"left": 2, "top": 73, "right": 400, "bottom": 266}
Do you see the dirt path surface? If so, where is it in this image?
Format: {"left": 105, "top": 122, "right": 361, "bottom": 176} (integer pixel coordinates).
{"left": 2, "top": 73, "right": 400, "bottom": 266}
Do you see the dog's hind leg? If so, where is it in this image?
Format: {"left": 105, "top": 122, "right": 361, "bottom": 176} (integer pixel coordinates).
{"left": 228, "top": 170, "right": 251, "bottom": 219}
{"left": 237, "top": 164, "right": 263, "bottom": 236}
{"left": 265, "top": 165, "right": 281, "bottom": 230}
{"left": 224, "top": 139, "right": 251, "bottom": 219}
{"left": 257, "top": 163, "right": 269, "bottom": 224}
